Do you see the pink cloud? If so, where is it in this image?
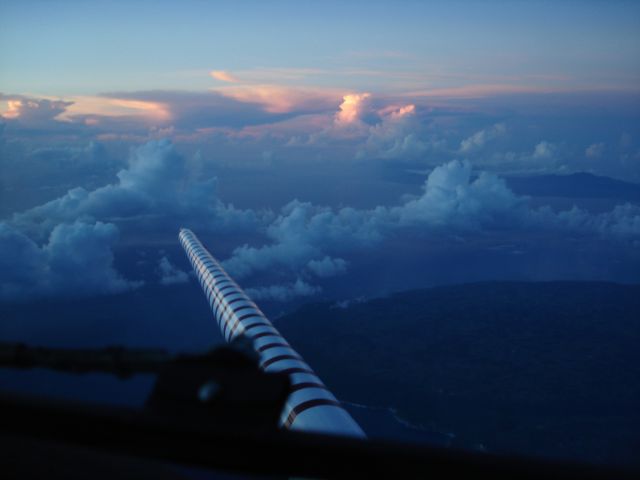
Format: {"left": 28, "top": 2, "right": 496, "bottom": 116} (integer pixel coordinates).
{"left": 213, "top": 84, "right": 341, "bottom": 114}
{"left": 209, "top": 70, "right": 240, "bottom": 83}
{"left": 58, "top": 97, "right": 171, "bottom": 122}
{"left": 0, "top": 97, "right": 72, "bottom": 123}
{"left": 334, "top": 93, "right": 371, "bottom": 126}
{"left": 1, "top": 99, "right": 25, "bottom": 119}
{"left": 377, "top": 103, "right": 416, "bottom": 119}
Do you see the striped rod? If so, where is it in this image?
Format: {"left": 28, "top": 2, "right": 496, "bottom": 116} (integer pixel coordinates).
{"left": 179, "top": 228, "right": 365, "bottom": 438}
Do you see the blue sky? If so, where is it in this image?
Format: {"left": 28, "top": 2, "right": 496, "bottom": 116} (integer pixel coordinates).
{"left": 2, "top": 0, "right": 639, "bottom": 95}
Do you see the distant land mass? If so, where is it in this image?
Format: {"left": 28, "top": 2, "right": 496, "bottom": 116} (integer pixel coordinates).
{"left": 276, "top": 281, "right": 640, "bottom": 468}
{"left": 505, "top": 172, "right": 640, "bottom": 202}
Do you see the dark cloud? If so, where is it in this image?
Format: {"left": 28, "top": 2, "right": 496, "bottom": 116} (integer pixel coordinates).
{"left": 0, "top": 220, "right": 141, "bottom": 301}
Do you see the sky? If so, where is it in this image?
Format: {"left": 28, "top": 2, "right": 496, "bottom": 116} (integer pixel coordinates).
{"left": 1, "top": 0, "right": 640, "bottom": 321}
{"left": 2, "top": 3, "right": 640, "bottom": 466}
{"left": 2, "top": 1, "right": 640, "bottom": 95}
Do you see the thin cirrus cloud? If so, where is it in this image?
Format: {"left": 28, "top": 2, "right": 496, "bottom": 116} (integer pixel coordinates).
{"left": 209, "top": 70, "right": 240, "bottom": 83}
{"left": 58, "top": 97, "right": 171, "bottom": 123}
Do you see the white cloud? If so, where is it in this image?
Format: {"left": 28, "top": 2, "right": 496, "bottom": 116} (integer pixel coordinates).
{"left": 11, "top": 139, "right": 260, "bottom": 238}
{"left": 0, "top": 220, "right": 141, "bottom": 301}
{"left": 532, "top": 140, "right": 556, "bottom": 159}
{"left": 585, "top": 142, "right": 605, "bottom": 159}
{"left": 2, "top": 139, "right": 260, "bottom": 300}
{"left": 223, "top": 159, "right": 640, "bottom": 290}
{"left": 157, "top": 256, "right": 189, "bottom": 285}
{"left": 222, "top": 199, "right": 386, "bottom": 280}
{"left": 245, "top": 278, "right": 321, "bottom": 302}
{"left": 357, "top": 104, "right": 429, "bottom": 159}
{"left": 459, "top": 123, "right": 506, "bottom": 153}
{"left": 393, "top": 160, "right": 527, "bottom": 228}
{"left": 334, "top": 93, "right": 372, "bottom": 126}
{"left": 307, "top": 256, "right": 348, "bottom": 277}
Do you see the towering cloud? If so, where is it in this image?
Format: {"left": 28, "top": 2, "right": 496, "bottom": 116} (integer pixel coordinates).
{"left": 334, "top": 93, "right": 372, "bottom": 126}
{"left": 1, "top": 140, "right": 259, "bottom": 301}
{"left": 11, "top": 139, "right": 260, "bottom": 238}
{"left": 0, "top": 221, "right": 140, "bottom": 301}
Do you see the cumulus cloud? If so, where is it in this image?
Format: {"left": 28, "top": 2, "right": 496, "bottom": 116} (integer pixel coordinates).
{"left": 307, "top": 256, "right": 348, "bottom": 277}
{"left": 539, "top": 203, "right": 640, "bottom": 238}
{"left": 222, "top": 198, "right": 386, "bottom": 280}
{"left": 585, "top": 142, "right": 605, "bottom": 159}
{"left": 11, "top": 139, "right": 260, "bottom": 238}
{"left": 287, "top": 93, "right": 431, "bottom": 160}
{"left": 2, "top": 140, "right": 260, "bottom": 300}
{"left": 0, "top": 220, "right": 141, "bottom": 301}
{"left": 459, "top": 123, "right": 506, "bottom": 153}
{"left": 532, "top": 140, "right": 556, "bottom": 159}
{"left": 223, "top": 159, "right": 640, "bottom": 295}
{"left": 157, "top": 256, "right": 189, "bottom": 285}
{"left": 392, "top": 160, "right": 527, "bottom": 228}
{"left": 357, "top": 103, "right": 429, "bottom": 159}
{"left": 482, "top": 140, "right": 563, "bottom": 174}
{"left": 245, "top": 278, "right": 321, "bottom": 302}
{"left": 334, "top": 93, "right": 372, "bottom": 126}
{"left": 223, "top": 160, "right": 526, "bottom": 280}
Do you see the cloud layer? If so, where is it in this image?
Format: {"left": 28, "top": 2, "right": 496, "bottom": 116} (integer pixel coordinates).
{"left": 2, "top": 137, "right": 639, "bottom": 303}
